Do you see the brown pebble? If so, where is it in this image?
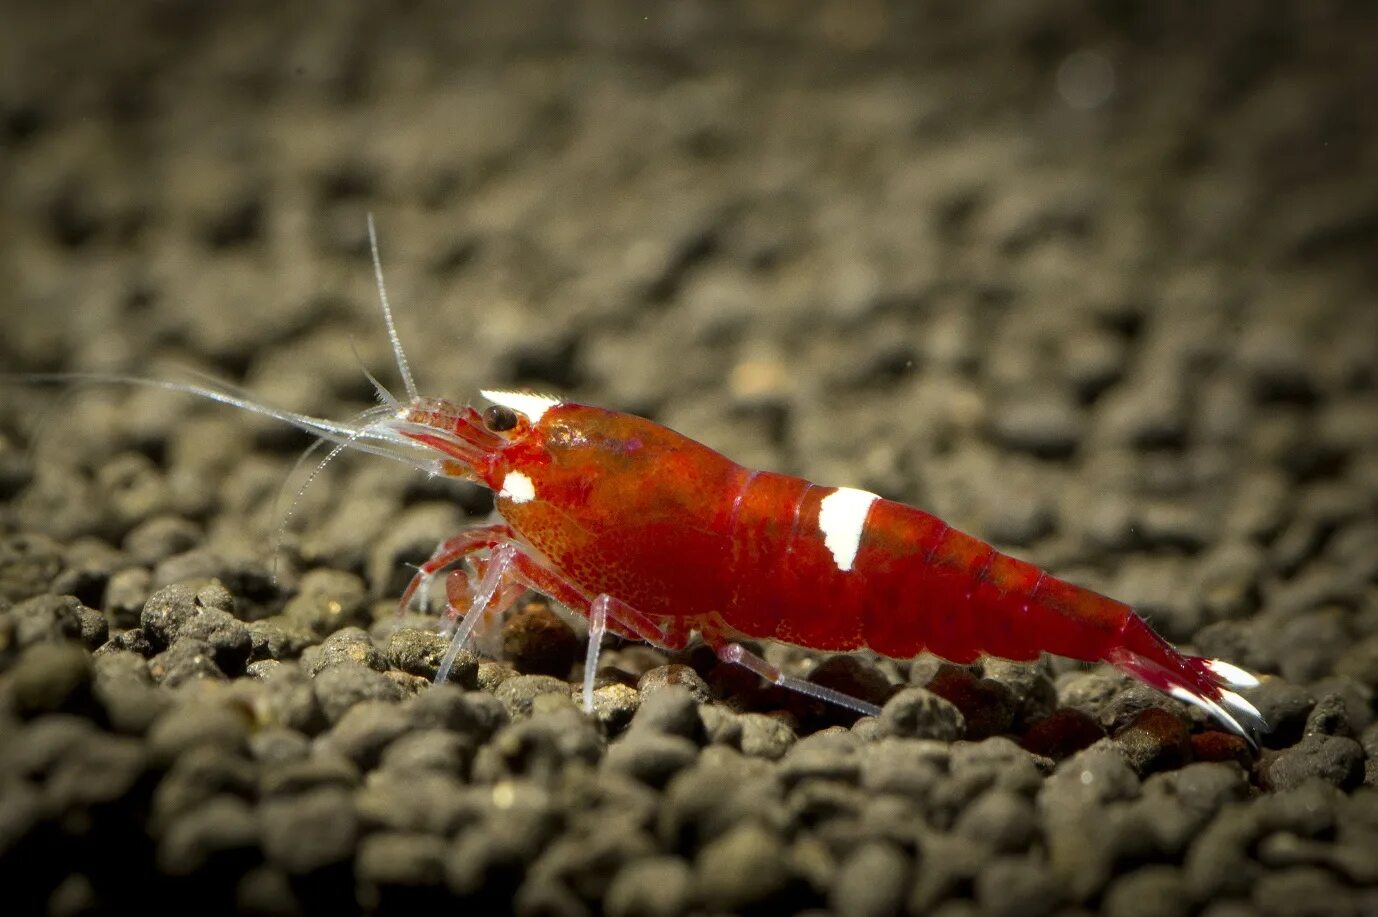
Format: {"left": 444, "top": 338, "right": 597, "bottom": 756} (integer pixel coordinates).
{"left": 1019, "top": 708, "right": 1105, "bottom": 760}
{"left": 501, "top": 599, "right": 579, "bottom": 678}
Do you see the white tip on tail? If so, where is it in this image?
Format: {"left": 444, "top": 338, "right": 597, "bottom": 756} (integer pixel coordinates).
{"left": 480, "top": 390, "right": 562, "bottom": 424}
{"left": 1203, "top": 658, "right": 1261, "bottom": 689}
{"left": 817, "top": 487, "right": 880, "bottom": 572}
{"left": 499, "top": 471, "right": 536, "bottom": 504}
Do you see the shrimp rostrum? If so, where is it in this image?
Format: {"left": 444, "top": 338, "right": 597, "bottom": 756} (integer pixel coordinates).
{"left": 33, "top": 221, "right": 1267, "bottom": 744}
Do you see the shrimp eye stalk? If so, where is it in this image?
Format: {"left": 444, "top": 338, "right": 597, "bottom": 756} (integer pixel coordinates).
{"left": 483, "top": 405, "right": 519, "bottom": 432}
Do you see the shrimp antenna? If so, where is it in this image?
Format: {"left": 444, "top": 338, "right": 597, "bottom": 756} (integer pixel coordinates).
{"left": 347, "top": 335, "right": 400, "bottom": 411}
{"left": 367, "top": 213, "right": 419, "bottom": 405}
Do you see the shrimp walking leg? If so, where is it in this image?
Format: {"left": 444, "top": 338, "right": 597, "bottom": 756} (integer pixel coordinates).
{"left": 701, "top": 618, "right": 883, "bottom": 717}
{"left": 434, "top": 543, "right": 522, "bottom": 685}
{"left": 399, "top": 522, "right": 516, "bottom": 612}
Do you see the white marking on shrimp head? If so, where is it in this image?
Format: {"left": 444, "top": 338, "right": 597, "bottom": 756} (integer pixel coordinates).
{"left": 480, "top": 390, "right": 562, "bottom": 424}
{"left": 817, "top": 487, "right": 879, "bottom": 572}
{"left": 499, "top": 471, "right": 536, "bottom": 504}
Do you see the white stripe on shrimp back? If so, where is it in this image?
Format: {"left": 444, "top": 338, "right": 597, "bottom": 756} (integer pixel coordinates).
{"left": 817, "top": 487, "right": 880, "bottom": 572}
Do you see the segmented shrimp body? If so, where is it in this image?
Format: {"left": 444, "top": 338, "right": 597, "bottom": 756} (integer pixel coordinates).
{"left": 391, "top": 392, "right": 1264, "bottom": 741}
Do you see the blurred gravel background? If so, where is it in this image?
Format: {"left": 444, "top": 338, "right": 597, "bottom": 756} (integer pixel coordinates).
{"left": 2, "top": 2, "right": 1377, "bottom": 915}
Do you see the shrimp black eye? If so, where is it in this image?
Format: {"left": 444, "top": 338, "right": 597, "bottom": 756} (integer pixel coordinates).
{"left": 483, "top": 405, "right": 519, "bottom": 432}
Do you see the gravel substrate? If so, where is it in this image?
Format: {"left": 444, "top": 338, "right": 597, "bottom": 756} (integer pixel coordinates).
{"left": 3, "top": 2, "right": 1378, "bottom": 915}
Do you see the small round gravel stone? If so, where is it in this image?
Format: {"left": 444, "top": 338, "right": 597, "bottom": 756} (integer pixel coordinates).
{"left": 694, "top": 822, "right": 794, "bottom": 912}
{"left": 605, "top": 856, "right": 693, "bottom": 917}
{"left": 311, "top": 661, "right": 404, "bottom": 724}
{"left": 141, "top": 582, "right": 235, "bottom": 649}
{"left": 156, "top": 794, "right": 259, "bottom": 877}
{"left": 301, "top": 627, "right": 387, "bottom": 675}
{"left": 604, "top": 733, "right": 699, "bottom": 788}
{"left": 9, "top": 642, "right": 93, "bottom": 718}
{"left": 259, "top": 787, "right": 359, "bottom": 875}
{"left": 876, "top": 687, "right": 965, "bottom": 741}
{"left": 1266, "top": 733, "right": 1365, "bottom": 791}
{"left": 829, "top": 840, "right": 909, "bottom": 917}
{"left": 638, "top": 664, "right": 714, "bottom": 704}
{"left": 627, "top": 685, "right": 703, "bottom": 742}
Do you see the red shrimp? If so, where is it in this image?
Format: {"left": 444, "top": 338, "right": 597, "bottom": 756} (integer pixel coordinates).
{"left": 19, "top": 218, "right": 1266, "bottom": 743}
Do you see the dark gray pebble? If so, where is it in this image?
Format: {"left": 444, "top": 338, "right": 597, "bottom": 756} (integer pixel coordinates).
{"left": 1250, "top": 865, "right": 1357, "bottom": 917}
{"left": 627, "top": 685, "right": 703, "bottom": 742}
{"left": 247, "top": 727, "right": 311, "bottom": 766}
{"left": 300, "top": 626, "right": 387, "bottom": 675}
{"left": 981, "top": 658, "right": 1058, "bottom": 727}
{"left": 975, "top": 855, "right": 1061, "bottom": 917}
{"left": 513, "top": 875, "right": 588, "bottom": 917}
{"left": 35, "top": 729, "right": 148, "bottom": 818}
{"left": 588, "top": 681, "right": 642, "bottom": 733}
{"left": 659, "top": 753, "right": 782, "bottom": 851}
{"left": 909, "top": 830, "right": 988, "bottom": 912}
{"left": 403, "top": 684, "right": 508, "bottom": 741}
{"left": 858, "top": 738, "right": 950, "bottom": 798}
{"left": 604, "top": 732, "right": 699, "bottom": 788}
{"left": 150, "top": 546, "right": 271, "bottom": 598}
{"left": 97, "top": 625, "right": 155, "bottom": 657}
{"left": 1247, "top": 679, "right": 1315, "bottom": 746}
{"left": 356, "top": 771, "right": 475, "bottom": 836}
{"left": 471, "top": 704, "right": 604, "bottom": 783}
{"left": 148, "top": 636, "right": 227, "bottom": 686}
{"left": 1266, "top": 733, "right": 1365, "bottom": 791}
{"left": 311, "top": 660, "right": 404, "bottom": 724}
{"left": 157, "top": 793, "right": 259, "bottom": 877}
{"left": 954, "top": 788, "right": 1038, "bottom": 853}
{"left": 249, "top": 662, "right": 326, "bottom": 735}
{"left": 246, "top": 618, "right": 317, "bottom": 663}
{"left": 698, "top": 704, "right": 743, "bottom": 747}
{"left": 694, "top": 821, "right": 794, "bottom": 912}
{"left": 828, "top": 840, "right": 909, "bottom": 917}
{"left": 356, "top": 830, "right": 447, "bottom": 887}
{"left": 1101, "top": 865, "right": 1192, "bottom": 917}
{"left": 259, "top": 751, "right": 361, "bottom": 797}
{"left": 738, "top": 712, "right": 797, "bottom": 759}
{"left": 151, "top": 746, "right": 257, "bottom": 831}
{"left": 320, "top": 699, "right": 414, "bottom": 769}
{"left": 0, "top": 533, "right": 64, "bottom": 604}
{"left": 175, "top": 606, "right": 251, "bottom": 674}
{"left": 379, "top": 728, "right": 472, "bottom": 776}
{"left": 605, "top": 856, "right": 693, "bottom": 917}
{"left": 122, "top": 514, "right": 202, "bottom": 566}
{"left": 280, "top": 568, "right": 369, "bottom": 637}
{"left": 386, "top": 626, "right": 479, "bottom": 687}
{"left": 9, "top": 641, "right": 93, "bottom": 718}
{"left": 6, "top": 593, "right": 85, "bottom": 648}
{"left": 876, "top": 687, "right": 964, "bottom": 741}
{"left": 528, "top": 827, "right": 658, "bottom": 907}
{"left": 140, "top": 582, "right": 235, "bottom": 650}
{"left": 778, "top": 731, "right": 862, "bottom": 786}
{"left": 259, "top": 787, "right": 359, "bottom": 875}
{"left": 495, "top": 674, "right": 577, "bottom": 720}
{"left": 146, "top": 699, "right": 252, "bottom": 764}
{"left": 638, "top": 664, "right": 713, "bottom": 704}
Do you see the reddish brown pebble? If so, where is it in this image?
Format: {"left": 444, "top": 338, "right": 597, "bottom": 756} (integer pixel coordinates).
{"left": 1190, "top": 730, "right": 1254, "bottom": 767}
{"left": 500, "top": 600, "right": 579, "bottom": 679}
{"left": 1114, "top": 707, "right": 1192, "bottom": 772}
{"left": 1019, "top": 708, "right": 1105, "bottom": 759}
{"left": 925, "top": 665, "right": 1017, "bottom": 740}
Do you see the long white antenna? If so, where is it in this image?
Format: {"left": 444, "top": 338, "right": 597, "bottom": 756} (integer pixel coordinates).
{"left": 367, "top": 213, "right": 419, "bottom": 404}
